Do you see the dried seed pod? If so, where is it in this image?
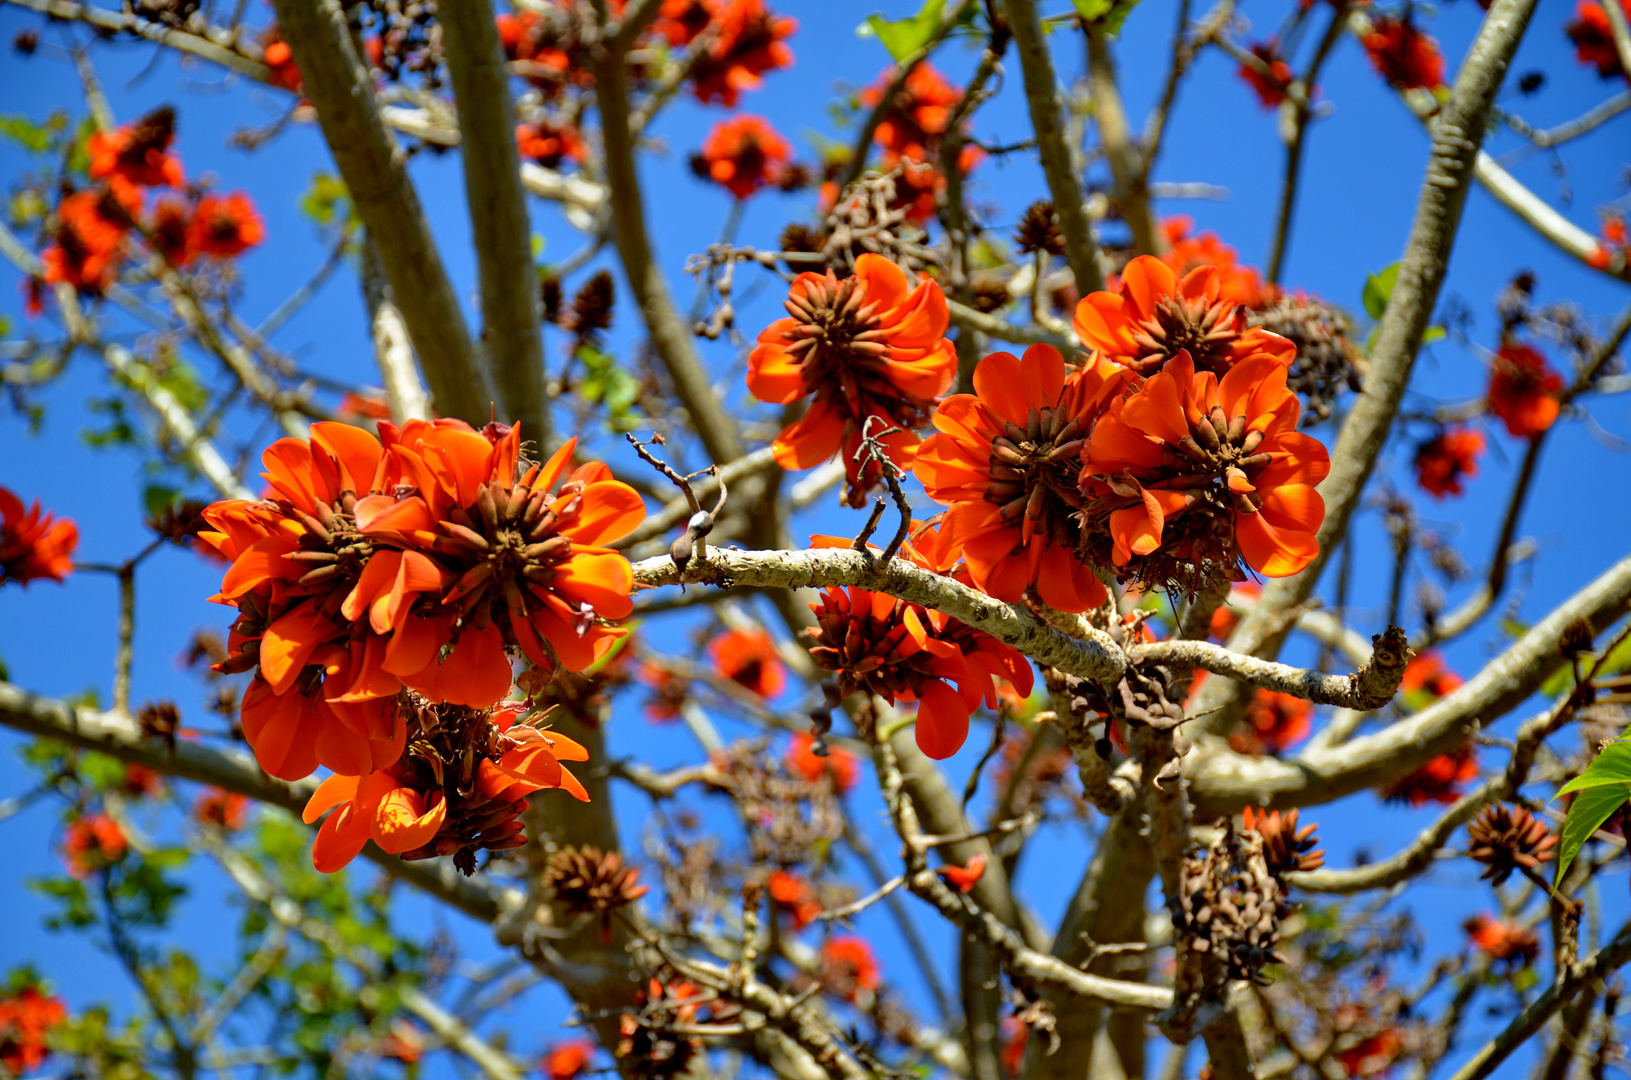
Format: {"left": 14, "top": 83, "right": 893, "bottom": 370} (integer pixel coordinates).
{"left": 543, "top": 844, "right": 650, "bottom": 936}
{"left": 1014, "top": 200, "right": 1065, "bottom": 257}
{"left": 1466, "top": 804, "right": 1557, "bottom": 886}
{"left": 1246, "top": 294, "right": 1364, "bottom": 425}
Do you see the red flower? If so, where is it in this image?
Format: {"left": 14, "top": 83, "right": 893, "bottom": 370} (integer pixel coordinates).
{"left": 698, "top": 114, "right": 791, "bottom": 199}
{"left": 917, "top": 345, "right": 1126, "bottom": 612}
{"left": 1079, "top": 350, "right": 1329, "bottom": 589}
{"left": 636, "top": 660, "right": 687, "bottom": 721}
{"left": 862, "top": 61, "right": 968, "bottom": 165}
{"left": 748, "top": 253, "right": 955, "bottom": 506}
{"left": 767, "top": 869, "right": 823, "bottom": 929}
{"left": 0, "top": 985, "right": 67, "bottom": 1075}
{"left": 194, "top": 787, "right": 250, "bottom": 831}
{"left": 120, "top": 764, "right": 165, "bottom": 799}
{"left": 937, "top": 853, "right": 986, "bottom": 893}
{"left": 1157, "top": 219, "right": 1269, "bottom": 308}
{"left": 515, "top": 120, "right": 588, "bottom": 170}
{"left": 61, "top": 813, "right": 127, "bottom": 877}
{"left": 1413, "top": 426, "right": 1483, "bottom": 498}
{"left": 1487, "top": 343, "right": 1563, "bottom": 438}
{"left": 820, "top": 936, "right": 881, "bottom": 1002}
{"left": 707, "top": 627, "right": 786, "bottom": 698}
{"left": 1239, "top": 42, "right": 1295, "bottom": 108}
{"left": 0, "top": 487, "right": 78, "bottom": 587}
{"left": 542, "top": 1039, "right": 597, "bottom": 1080}
{"left": 189, "top": 192, "right": 264, "bottom": 259}
{"left": 1589, "top": 215, "right": 1628, "bottom": 270}
{"left": 804, "top": 527, "right": 1036, "bottom": 759}
{"left": 261, "top": 25, "right": 303, "bottom": 92}
{"left": 1379, "top": 741, "right": 1478, "bottom": 806}
{"left": 1567, "top": 1, "right": 1631, "bottom": 79}
{"left": 787, "top": 731, "right": 859, "bottom": 793}
{"left": 1463, "top": 913, "right": 1539, "bottom": 968}
{"left": 1399, "top": 650, "right": 1463, "bottom": 701}
{"left": 87, "top": 107, "right": 184, "bottom": 196}
{"left": 41, "top": 191, "right": 127, "bottom": 295}
{"left": 1000, "top": 1017, "right": 1029, "bottom": 1079}
{"left": 1363, "top": 15, "right": 1445, "bottom": 90}
{"left": 1230, "top": 689, "right": 1312, "bottom": 755}
{"left": 149, "top": 196, "right": 195, "bottom": 268}
{"left": 1337, "top": 1026, "right": 1404, "bottom": 1078}
{"left": 687, "top": 0, "right": 795, "bottom": 106}
{"left": 657, "top": 0, "right": 716, "bottom": 47}
{"left": 1210, "top": 582, "right": 1261, "bottom": 642}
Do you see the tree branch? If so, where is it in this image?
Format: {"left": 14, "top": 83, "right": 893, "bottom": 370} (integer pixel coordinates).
{"left": 267, "top": 0, "right": 492, "bottom": 423}
{"left": 1133, "top": 625, "right": 1408, "bottom": 711}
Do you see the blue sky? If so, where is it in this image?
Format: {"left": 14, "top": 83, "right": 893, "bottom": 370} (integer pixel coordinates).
{"left": 0, "top": 0, "right": 1629, "bottom": 1073}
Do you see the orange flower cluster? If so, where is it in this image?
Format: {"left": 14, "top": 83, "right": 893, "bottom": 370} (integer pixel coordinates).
{"left": 0, "top": 985, "right": 67, "bottom": 1075}
{"left": 261, "top": 26, "right": 303, "bottom": 93}
{"left": 748, "top": 253, "right": 955, "bottom": 506}
{"left": 1380, "top": 742, "right": 1478, "bottom": 806}
{"left": 767, "top": 869, "right": 823, "bottom": 928}
{"left": 35, "top": 108, "right": 262, "bottom": 301}
{"left": 515, "top": 120, "right": 588, "bottom": 170}
{"left": 1209, "top": 582, "right": 1261, "bottom": 642}
{"left": 1157, "top": 217, "right": 1270, "bottom": 308}
{"left": 697, "top": 114, "right": 792, "bottom": 199}
{"left": 1413, "top": 427, "right": 1484, "bottom": 498}
{"left": 61, "top": 812, "right": 127, "bottom": 878}
{"left": 803, "top": 529, "right": 1035, "bottom": 759}
{"left": 682, "top": 0, "right": 797, "bottom": 107}
{"left": 787, "top": 731, "right": 859, "bottom": 793}
{"left": 854, "top": 62, "right": 982, "bottom": 224}
{"left": 1362, "top": 15, "right": 1446, "bottom": 91}
{"left": 707, "top": 627, "right": 786, "bottom": 698}
{"left": 1463, "top": 913, "right": 1540, "bottom": 969}
{"left": 200, "top": 420, "right": 642, "bottom": 781}
{"left": 1399, "top": 650, "right": 1463, "bottom": 702}
{"left": 1588, "top": 216, "right": 1628, "bottom": 271}
{"left": 541, "top": 1039, "right": 596, "bottom": 1080}
{"left": 1230, "top": 689, "right": 1313, "bottom": 755}
{"left": 820, "top": 935, "right": 881, "bottom": 1003}
{"left": 1487, "top": 342, "right": 1563, "bottom": 438}
{"left": 937, "top": 853, "right": 986, "bottom": 893}
{"left": 193, "top": 787, "right": 250, "bottom": 831}
{"left": 1567, "top": 0, "right": 1631, "bottom": 80}
{"left": 0, "top": 487, "right": 77, "bottom": 587}
{"left": 1239, "top": 42, "right": 1294, "bottom": 108}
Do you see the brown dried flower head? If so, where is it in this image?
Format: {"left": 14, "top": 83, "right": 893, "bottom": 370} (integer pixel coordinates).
{"left": 1466, "top": 803, "right": 1557, "bottom": 886}
{"left": 544, "top": 844, "right": 650, "bottom": 931}
{"left": 1014, "top": 200, "right": 1065, "bottom": 258}
{"left": 137, "top": 700, "right": 182, "bottom": 747}
{"left": 1243, "top": 806, "right": 1325, "bottom": 876}
{"left": 1245, "top": 294, "right": 1364, "bottom": 424}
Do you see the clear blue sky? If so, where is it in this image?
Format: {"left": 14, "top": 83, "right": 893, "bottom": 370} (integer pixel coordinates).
{"left": 1, "top": 0, "right": 1628, "bottom": 1073}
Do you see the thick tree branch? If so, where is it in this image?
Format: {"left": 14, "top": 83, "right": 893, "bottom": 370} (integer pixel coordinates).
{"left": 0, "top": 680, "right": 511, "bottom": 922}
{"left": 1134, "top": 626, "right": 1408, "bottom": 711}
{"left": 440, "top": 0, "right": 548, "bottom": 444}
{"left": 1003, "top": 0, "right": 1105, "bottom": 293}
{"left": 267, "top": 0, "right": 492, "bottom": 423}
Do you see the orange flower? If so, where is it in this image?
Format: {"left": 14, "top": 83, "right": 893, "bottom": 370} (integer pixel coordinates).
{"left": 1413, "top": 426, "right": 1483, "bottom": 498}
{"left": 120, "top": 763, "right": 165, "bottom": 799}
{"left": 1463, "top": 913, "right": 1539, "bottom": 968}
{"left": 636, "top": 660, "right": 687, "bottom": 721}
{"left": 767, "top": 869, "right": 823, "bottom": 929}
{"left": 194, "top": 787, "right": 250, "bottom": 830}
{"left": 41, "top": 190, "right": 127, "bottom": 295}
{"left": 261, "top": 25, "right": 303, "bottom": 93}
{"left": 917, "top": 344, "right": 1125, "bottom": 612}
{"left": 61, "top": 812, "right": 127, "bottom": 878}
{"left": 1075, "top": 256, "right": 1291, "bottom": 378}
{"left": 1567, "top": 1, "right": 1630, "bottom": 79}
{"left": 0, "top": 487, "right": 78, "bottom": 587}
{"left": 698, "top": 114, "right": 791, "bottom": 199}
{"left": 820, "top": 936, "right": 881, "bottom": 1002}
{"left": 1487, "top": 342, "right": 1562, "bottom": 438}
{"left": 687, "top": 0, "right": 796, "bottom": 107}
{"left": 1080, "top": 350, "right": 1329, "bottom": 589}
{"left": 1399, "top": 650, "right": 1462, "bottom": 701}
{"left": 707, "top": 627, "right": 786, "bottom": 698}
{"left": 1158, "top": 219, "right": 1269, "bottom": 308}
{"left": 937, "top": 852, "right": 986, "bottom": 893}
{"left": 542, "top": 1039, "right": 597, "bottom": 1080}
{"left": 148, "top": 196, "right": 195, "bottom": 268}
{"left": 1000, "top": 1017, "right": 1029, "bottom": 1079}
{"left": 515, "top": 120, "right": 588, "bottom": 169}
{"left": 1362, "top": 15, "right": 1445, "bottom": 90}
{"left": 748, "top": 253, "right": 955, "bottom": 506}
{"left": 862, "top": 61, "right": 967, "bottom": 165}
{"left": 1589, "top": 215, "right": 1628, "bottom": 270}
{"left": 87, "top": 107, "right": 184, "bottom": 195}
{"left": 1239, "top": 42, "right": 1294, "bottom": 108}
{"left": 0, "top": 985, "right": 67, "bottom": 1075}
{"left": 338, "top": 389, "right": 392, "bottom": 423}
{"left": 1229, "top": 689, "right": 1312, "bottom": 755}
{"left": 804, "top": 528, "right": 1036, "bottom": 759}
{"left": 787, "top": 731, "right": 859, "bottom": 793}
{"left": 1379, "top": 741, "right": 1478, "bottom": 806}
{"left": 657, "top": 0, "right": 715, "bottom": 47}
{"left": 302, "top": 703, "right": 588, "bottom": 873}
{"left": 1337, "top": 1026, "right": 1404, "bottom": 1078}
{"left": 189, "top": 192, "right": 264, "bottom": 259}
{"left": 376, "top": 1018, "right": 424, "bottom": 1063}
{"left": 1209, "top": 581, "right": 1261, "bottom": 642}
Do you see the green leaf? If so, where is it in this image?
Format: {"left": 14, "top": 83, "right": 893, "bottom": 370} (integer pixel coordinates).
{"left": 66, "top": 116, "right": 96, "bottom": 177}
{"left": 0, "top": 113, "right": 53, "bottom": 154}
{"left": 1072, "top": 0, "right": 1142, "bottom": 34}
{"left": 1362, "top": 262, "right": 1401, "bottom": 320}
{"left": 1556, "top": 739, "right": 1631, "bottom": 796}
{"left": 1555, "top": 782, "right": 1629, "bottom": 885}
{"left": 142, "top": 484, "right": 180, "bottom": 518}
{"left": 861, "top": 0, "right": 944, "bottom": 61}
{"left": 299, "top": 171, "right": 352, "bottom": 228}
{"left": 1423, "top": 325, "right": 1446, "bottom": 344}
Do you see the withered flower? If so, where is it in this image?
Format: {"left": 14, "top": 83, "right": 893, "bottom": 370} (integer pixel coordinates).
{"left": 1242, "top": 806, "right": 1325, "bottom": 876}
{"left": 1014, "top": 200, "right": 1064, "bottom": 258}
{"left": 1466, "top": 803, "right": 1556, "bottom": 886}
{"left": 543, "top": 844, "right": 650, "bottom": 938}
